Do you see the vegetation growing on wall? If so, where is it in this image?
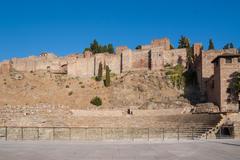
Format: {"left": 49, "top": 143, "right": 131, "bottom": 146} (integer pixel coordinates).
{"left": 166, "top": 64, "right": 198, "bottom": 90}
{"left": 84, "top": 39, "right": 114, "bottom": 54}
{"left": 166, "top": 64, "right": 185, "bottom": 89}
{"left": 227, "top": 72, "right": 240, "bottom": 103}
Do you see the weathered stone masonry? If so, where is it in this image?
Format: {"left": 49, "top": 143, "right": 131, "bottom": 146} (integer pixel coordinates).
{"left": 0, "top": 38, "right": 187, "bottom": 79}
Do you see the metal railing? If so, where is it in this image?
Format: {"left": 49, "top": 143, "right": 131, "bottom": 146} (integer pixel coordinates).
{"left": 0, "top": 126, "right": 236, "bottom": 141}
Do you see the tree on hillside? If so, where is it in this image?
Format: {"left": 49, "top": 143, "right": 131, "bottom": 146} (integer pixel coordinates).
{"left": 90, "top": 39, "right": 100, "bottom": 53}
{"left": 85, "top": 39, "right": 115, "bottom": 54}
{"left": 178, "top": 36, "right": 190, "bottom": 49}
{"left": 101, "top": 45, "right": 108, "bottom": 53}
{"left": 208, "top": 39, "right": 215, "bottom": 50}
{"left": 177, "top": 36, "right": 194, "bottom": 69}
{"left": 84, "top": 48, "right": 91, "bottom": 52}
{"left": 96, "top": 62, "right": 103, "bottom": 81}
{"left": 107, "top": 44, "right": 114, "bottom": 53}
{"left": 104, "top": 65, "right": 111, "bottom": 87}
{"left": 223, "top": 43, "right": 235, "bottom": 49}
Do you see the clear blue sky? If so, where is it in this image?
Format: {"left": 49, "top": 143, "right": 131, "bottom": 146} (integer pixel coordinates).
{"left": 0, "top": 0, "right": 239, "bottom": 61}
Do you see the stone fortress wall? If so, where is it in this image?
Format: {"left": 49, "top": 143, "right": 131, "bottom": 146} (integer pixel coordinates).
{"left": 0, "top": 38, "right": 187, "bottom": 78}
{"left": 194, "top": 44, "right": 239, "bottom": 112}
{"left": 194, "top": 48, "right": 238, "bottom": 97}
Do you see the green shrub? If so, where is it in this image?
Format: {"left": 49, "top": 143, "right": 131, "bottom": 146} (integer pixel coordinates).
{"left": 90, "top": 96, "right": 102, "bottom": 106}
{"left": 166, "top": 64, "right": 185, "bottom": 89}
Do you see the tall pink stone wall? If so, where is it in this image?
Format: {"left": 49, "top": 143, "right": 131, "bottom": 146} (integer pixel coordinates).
{"left": 162, "top": 48, "right": 187, "bottom": 67}
{"left": 68, "top": 57, "right": 95, "bottom": 78}
{"left": 103, "top": 54, "right": 121, "bottom": 74}
{"left": 11, "top": 56, "right": 68, "bottom": 74}
{"left": 2, "top": 38, "right": 187, "bottom": 78}
{"left": 131, "top": 50, "right": 149, "bottom": 70}
{"left": 121, "top": 49, "right": 132, "bottom": 72}
{"left": 151, "top": 48, "right": 164, "bottom": 70}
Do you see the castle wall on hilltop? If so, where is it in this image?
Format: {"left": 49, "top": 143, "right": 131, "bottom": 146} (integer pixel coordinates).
{"left": 68, "top": 57, "right": 95, "bottom": 78}
{"left": 0, "top": 38, "right": 187, "bottom": 79}
{"left": 67, "top": 38, "right": 186, "bottom": 78}
{"left": 10, "top": 55, "right": 68, "bottom": 74}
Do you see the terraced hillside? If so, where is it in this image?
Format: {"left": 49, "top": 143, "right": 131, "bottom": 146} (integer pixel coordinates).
{"left": 0, "top": 70, "right": 191, "bottom": 110}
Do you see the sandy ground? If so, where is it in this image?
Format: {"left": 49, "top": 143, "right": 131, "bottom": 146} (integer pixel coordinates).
{"left": 0, "top": 140, "right": 239, "bottom": 160}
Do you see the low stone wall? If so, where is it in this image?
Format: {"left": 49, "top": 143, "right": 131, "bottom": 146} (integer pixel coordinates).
{"left": 0, "top": 127, "right": 203, "bottom": 141}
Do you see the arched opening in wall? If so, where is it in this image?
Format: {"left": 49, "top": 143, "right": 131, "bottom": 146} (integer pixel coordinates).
{"left": 217, "top": 125, "right": 234, "bottom": 139}
{"left": 148, "top": 52, "right": 152, "bottom": 70}
{"left": 120, "top": 53, "right": 123, "bottom": 73}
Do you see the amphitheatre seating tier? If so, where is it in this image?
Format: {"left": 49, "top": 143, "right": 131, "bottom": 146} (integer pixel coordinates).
{"left": 0, "top": 105, "right": 222, "bottom": 140}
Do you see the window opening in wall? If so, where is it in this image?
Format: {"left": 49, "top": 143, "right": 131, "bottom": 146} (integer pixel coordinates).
{"left": 225, "top": 57, "right": 232, "bottom": 63}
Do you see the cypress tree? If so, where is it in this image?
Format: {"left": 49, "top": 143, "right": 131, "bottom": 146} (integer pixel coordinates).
{"left": 208, "top": 39, "right": 215, "bottom": 50}
{"left": 90, "top": 39, "right": 99, "bottom": 54}
{"left": 104, "top": 65, "right": 111, "bottom": 87}
{"left": 96, "top": 62, "right": 103, "bottom": 81}
{"left": 223, "top": 43, "right": 234, "bottom": 49}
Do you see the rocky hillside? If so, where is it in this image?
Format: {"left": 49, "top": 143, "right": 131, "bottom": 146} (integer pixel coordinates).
{"left": 0, "top": 70, "right": 192, "bottom": 110}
